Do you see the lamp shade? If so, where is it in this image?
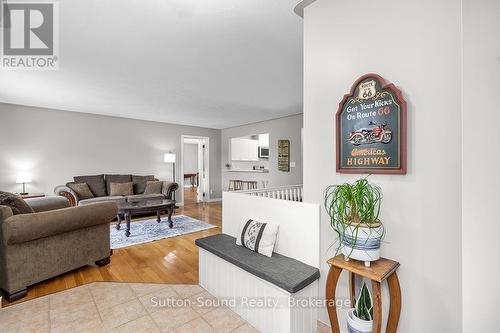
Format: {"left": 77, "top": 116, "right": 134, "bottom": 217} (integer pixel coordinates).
{"left": 16, "top": 174, "right": 32, "bottom": 184}
{"left": 164, "top": 153, "right": 176, "bottom": 163}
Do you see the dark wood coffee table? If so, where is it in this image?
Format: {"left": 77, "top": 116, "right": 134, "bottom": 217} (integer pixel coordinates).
{"left": 116, "top": 199, "right": 176, "bottom": 237}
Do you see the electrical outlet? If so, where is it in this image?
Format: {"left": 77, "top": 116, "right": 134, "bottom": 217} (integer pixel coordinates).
{"left": 290, "top": 162, "right": 296, "bottom": 168}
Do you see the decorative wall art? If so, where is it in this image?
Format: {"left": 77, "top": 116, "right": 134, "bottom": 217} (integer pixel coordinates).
{"left": 336, "top": 74, "right": 407, "bottom": 174}
{"left": 278, "top": 139, "right": 290, "bottom": 172}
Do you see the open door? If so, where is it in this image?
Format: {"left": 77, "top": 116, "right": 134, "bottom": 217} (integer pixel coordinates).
{"left": 181, "top": 135, "right": 210, "bottom": 206}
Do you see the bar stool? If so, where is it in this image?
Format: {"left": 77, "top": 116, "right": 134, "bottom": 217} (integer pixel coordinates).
{"left": 246, "top": 181, "right": 257, "bottom": 190}
{"left": 234, "top": 180, "right": 244, "bottom": 191}
{"left": 229, "top": 180, "right": 243, "bottom": 191}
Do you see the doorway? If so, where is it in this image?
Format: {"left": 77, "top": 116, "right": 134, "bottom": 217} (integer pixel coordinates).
{"left": 181, "top": 135, "right": 209, "bottom": 206}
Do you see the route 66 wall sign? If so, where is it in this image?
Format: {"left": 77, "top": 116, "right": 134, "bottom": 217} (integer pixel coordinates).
{"left": 336, "top": 73, "right": 407, "bottom": 174}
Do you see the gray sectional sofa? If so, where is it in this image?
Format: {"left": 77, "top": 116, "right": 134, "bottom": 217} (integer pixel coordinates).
{"left": 54, "top": 174, "right": 178, "bottom": 206}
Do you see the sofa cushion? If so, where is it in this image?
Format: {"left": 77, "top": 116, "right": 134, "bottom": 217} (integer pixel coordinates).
{"left": 109, "top": 182, "right": 134, "bottom": 196}
{"left": 195, "top": 234, "right": 320, "bottom": 294}
{"left": 132, "top": 175, "right": 155, "bottom": 194}
{"left": 25, "top": 196, "right": 70, "bottom": 213}
{"left": 78, "top": 196, "right": 127, "bottom": 206}
{"left": 0, "top": 191, "right": 35, "bottom": 215}
{"left": 126, "top": 193, "right": 165, "bottom": 202}
{"left": 74, "top": 175, "right": 107, "bottom": 197}
{"left": 105, "top": 174, "right": 132, "bottom": 195}
{"left": 144, "top": 181, "right": 163, "bottom": 194}
{"left": 66, "top": 182, "right": 94, "bottom": 200}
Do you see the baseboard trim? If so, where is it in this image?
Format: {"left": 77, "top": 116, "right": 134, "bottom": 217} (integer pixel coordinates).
{"left": 317, "top": 319, "right": 331, "bottom": 333}
{"left": 208, "top": 198, "right": 222, "bottom": 203}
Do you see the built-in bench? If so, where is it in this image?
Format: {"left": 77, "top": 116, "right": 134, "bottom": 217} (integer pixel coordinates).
{"left": 197, "top": 190, "right": 321, "bottom": 333}
{"left": 196, "top": 234, "right": 320, "bottom": 293}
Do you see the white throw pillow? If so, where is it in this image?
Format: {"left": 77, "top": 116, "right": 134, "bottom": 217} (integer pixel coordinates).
{"left": 236, "top": 217, "right": 279, "bottom": 257}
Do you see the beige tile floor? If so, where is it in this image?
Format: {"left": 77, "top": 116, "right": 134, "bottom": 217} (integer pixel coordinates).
{"left": 0, "top": 282, "right": 260, "bottom": 333}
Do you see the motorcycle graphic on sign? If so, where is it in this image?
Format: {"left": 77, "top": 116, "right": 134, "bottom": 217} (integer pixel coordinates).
{"left": 347, "top": 121, "right": 392, "bottom": 146}
{"left": 336, "top": 73, "right": 407, "bottom": 174}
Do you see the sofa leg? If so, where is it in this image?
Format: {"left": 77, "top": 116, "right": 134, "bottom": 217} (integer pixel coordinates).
{"left": 95, "top": 257, "right": 111, "bottom": 267}
{"left": 4, "top": 288, "right": 28, "bottom": 302}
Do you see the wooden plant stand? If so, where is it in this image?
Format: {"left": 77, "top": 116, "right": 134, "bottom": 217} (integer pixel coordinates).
{"left": 326, "top": 255, "right": 401, "bottom": 333}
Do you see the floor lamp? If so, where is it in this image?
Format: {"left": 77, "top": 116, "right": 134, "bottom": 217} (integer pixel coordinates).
{"left": 164, "top": 153, "right": 176, "bottom": 201}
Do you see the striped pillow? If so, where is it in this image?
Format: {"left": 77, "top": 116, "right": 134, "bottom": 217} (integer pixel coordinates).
{"left": 236, "top": 217, "right": 279, "bottom": 257}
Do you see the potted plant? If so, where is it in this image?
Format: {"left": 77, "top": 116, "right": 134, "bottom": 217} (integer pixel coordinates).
{"left": 324, "top": 177, "right": 384, "bottom": 266}
{"left": 347, "top": 282, "right": 374, "bottom": 333}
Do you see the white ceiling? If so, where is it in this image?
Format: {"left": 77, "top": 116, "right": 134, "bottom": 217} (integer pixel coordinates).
{"left": 0, "top": 0, "right": 303, "bottom": 129}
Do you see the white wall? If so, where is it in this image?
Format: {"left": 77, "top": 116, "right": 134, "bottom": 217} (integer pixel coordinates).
{"left": 462, "top": 0, "right": 500, "bottom": 331}
{"left": 183, "top": 143, "right": 199, "bottom": 175}
{"left": 0, "top": 103, "right": 222, "bottom": 199}
{"left": 221, "top": 114, "right": 303, "bottom": 191}
{"left": 303, "top": 0, "right": 462, "bottom": 332}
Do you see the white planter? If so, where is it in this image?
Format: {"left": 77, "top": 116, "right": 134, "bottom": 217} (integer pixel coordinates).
{"left": 347, "top": 308, "right": 373, "bottom": 333}
{"left": 341, "top": 224, "right": 383, "bottom": 266}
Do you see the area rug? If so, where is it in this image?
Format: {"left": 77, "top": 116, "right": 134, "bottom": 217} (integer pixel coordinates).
{"left": 110, "top": 215, "right": 216, "bottom": 249}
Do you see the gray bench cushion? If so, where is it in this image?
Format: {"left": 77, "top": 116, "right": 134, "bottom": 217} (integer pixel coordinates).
{"left": 195, "top": 234, "right": 320, "bottom": 293}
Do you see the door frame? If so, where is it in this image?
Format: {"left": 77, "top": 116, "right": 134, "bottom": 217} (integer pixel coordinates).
{"left": 180, "top": 135, "right": 210, "bottom": 206}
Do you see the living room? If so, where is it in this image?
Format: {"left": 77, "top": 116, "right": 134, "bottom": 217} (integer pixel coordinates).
{"left": 0, "top": 0, "right": 498, "bottom": 333}
{"left": 0, "top": 1, "right": 306, "bottom": 332}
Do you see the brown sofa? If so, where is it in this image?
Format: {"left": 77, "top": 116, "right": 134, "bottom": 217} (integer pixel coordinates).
{"left": 0, "top": 198, "right": 117, "bottom": 301}
{"left": 54, "top": 174, "right": 178, "bottom": 207}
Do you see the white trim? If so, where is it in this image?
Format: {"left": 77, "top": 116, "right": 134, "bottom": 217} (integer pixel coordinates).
{"left": 207, "top": 197, "right": 222, "bottom": 203}
{"left": 293, "top": 0, "right": 318, "bottom": 17}
{"left": 199, "top": 248, "right": 318, "bottom": 333}
{"left": 180, "top": 135, "right": 210, "bottom": 205}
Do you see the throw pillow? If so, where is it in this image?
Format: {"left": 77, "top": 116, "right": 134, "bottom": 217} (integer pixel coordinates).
{"left": 236, "top": 217, "right": 279, "bottom": 257}
{"left": 105, "top": 174, "right": 132, "bottom": 196}
{"left": 109, "top": 182, "right": 134, "bottom": 196}
{"left": 67, "top": 182, "right": 94, "bottom": 200}
{"left": 132, "top": 175, "right": 155, "bottom": 194}
{"left": 73, "top": 175, "right": 107, "bottom": 197}
{"left": 0, "top": 191, "right": 35, "bottom": 215}
{"left": 144, "top": 181, "right": 163, "bottom": 194}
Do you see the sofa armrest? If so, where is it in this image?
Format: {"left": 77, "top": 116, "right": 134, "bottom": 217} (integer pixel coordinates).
{"left": 2, "top": 202, "right": 118, "bottom": 245}
{"left": 54, "top": 185, "right": 79, "bottom": 206}
{"left": 0, "top": 205, "right": 13, "bottom": 221}
{"left": 162, "top": 181, "right": 178, "bottom": 200}
{"left": 25, "top": 196, "right": 70, "bottom": 213}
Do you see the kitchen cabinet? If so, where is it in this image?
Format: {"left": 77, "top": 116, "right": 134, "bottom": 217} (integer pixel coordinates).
{"left": 231, "top": 138, "right": 259, "bottom": 161}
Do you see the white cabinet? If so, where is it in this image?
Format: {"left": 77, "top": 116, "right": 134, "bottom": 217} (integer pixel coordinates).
{"left": 258, "top": 133, "right": 269, "bottom": 148}
{"left": 231, "top": 138, "right": 259, "bottom": 161}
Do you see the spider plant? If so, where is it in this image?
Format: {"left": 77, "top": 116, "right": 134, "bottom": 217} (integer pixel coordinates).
{"left": 323, "top": 177, "right": 384, "bottom": 258}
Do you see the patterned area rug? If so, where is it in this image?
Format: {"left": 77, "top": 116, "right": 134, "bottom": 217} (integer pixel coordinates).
{"left": 110, "top": 215, "right": 216, "bottom": 249}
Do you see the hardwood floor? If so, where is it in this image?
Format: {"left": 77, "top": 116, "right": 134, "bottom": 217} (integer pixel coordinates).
{"left": 184, "top": 186, "right": 199, "bottom": 206}
{"left": 2, "top": 201, "right": 222, "bottom": 307}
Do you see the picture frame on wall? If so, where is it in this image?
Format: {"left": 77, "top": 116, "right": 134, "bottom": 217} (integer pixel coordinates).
{"left": 278, "top": 139, "right": 290, "bottom": 172}
{"left": 336, "top": 73, "right": 407, "bottom": 174}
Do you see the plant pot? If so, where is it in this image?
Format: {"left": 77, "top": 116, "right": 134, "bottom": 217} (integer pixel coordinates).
{"left": 347, "top": 308, "right": 373, "bottom": 333}
{"left": 341, "top": 224, "right": 383, "bottom": 266}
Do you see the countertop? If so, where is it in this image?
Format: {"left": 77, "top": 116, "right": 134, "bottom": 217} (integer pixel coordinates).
{"left": 225, "top": 169, "right": 269, "bottom": 173}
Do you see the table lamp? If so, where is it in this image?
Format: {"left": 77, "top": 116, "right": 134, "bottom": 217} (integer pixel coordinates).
{"left": 16, "top": 174, "right": 32, "bottom": 195}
